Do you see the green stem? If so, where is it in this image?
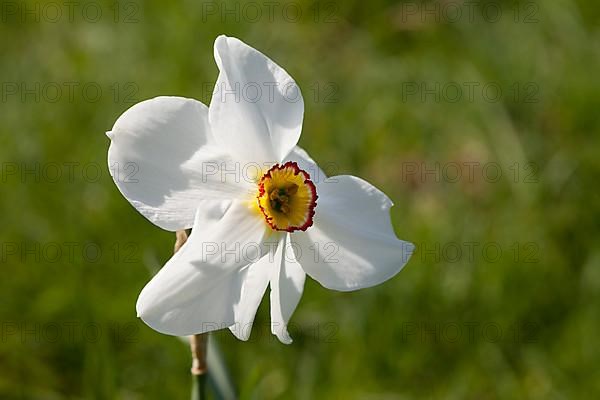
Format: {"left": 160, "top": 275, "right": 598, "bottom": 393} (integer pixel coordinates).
{"left": 192, "top": 373, "right": 208, "bottom": 400}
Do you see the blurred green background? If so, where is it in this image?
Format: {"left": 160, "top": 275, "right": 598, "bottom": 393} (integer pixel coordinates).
{"left": 1, "top": 0, "right": 599, "bottom": 398}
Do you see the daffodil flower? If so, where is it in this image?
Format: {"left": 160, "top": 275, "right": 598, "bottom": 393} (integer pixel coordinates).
{"left": 107, "top": 35, "right": 414, "bottom": 344}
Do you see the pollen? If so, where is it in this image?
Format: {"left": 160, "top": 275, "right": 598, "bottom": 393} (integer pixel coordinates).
{"left": 257, "top": 161, "right": 317, "bottom": 232}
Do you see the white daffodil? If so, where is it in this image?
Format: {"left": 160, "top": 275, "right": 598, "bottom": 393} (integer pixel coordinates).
{"left": 107, "top": 35, "right": 414, "bottom": 344}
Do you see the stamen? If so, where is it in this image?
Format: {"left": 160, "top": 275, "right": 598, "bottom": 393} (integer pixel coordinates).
{"left": 256, "top": 162, "right": 317, "bottom": 232}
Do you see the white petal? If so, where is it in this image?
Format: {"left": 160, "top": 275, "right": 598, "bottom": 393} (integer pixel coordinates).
{"left": 209, "top": 35, "right": 303, "bottom": 165}
{"left": 284, "top": 146, "right": 327, "bottom": 185}
{"left": 270, "top": 234, "right": 306, "bottom": 344}
{"left": 136, "top": 200, "right": 271, "bottom": 336}
{"left": 108, "top": 96, "right": 251, "bottom": 232}
{"left": 292, "top": 176, "right": 414, "bottom": 291}
{"left": 228, "top": 251, "right": 272, "bottom": 341}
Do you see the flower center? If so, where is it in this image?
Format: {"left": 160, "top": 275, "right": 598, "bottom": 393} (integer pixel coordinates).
{"left": 257, "top": 161, "right": 317, "bottom": 232}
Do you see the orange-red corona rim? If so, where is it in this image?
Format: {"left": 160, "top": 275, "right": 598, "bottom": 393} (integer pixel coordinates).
{"left": 257, "top": 161, "right": 317, "bottom": 232}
